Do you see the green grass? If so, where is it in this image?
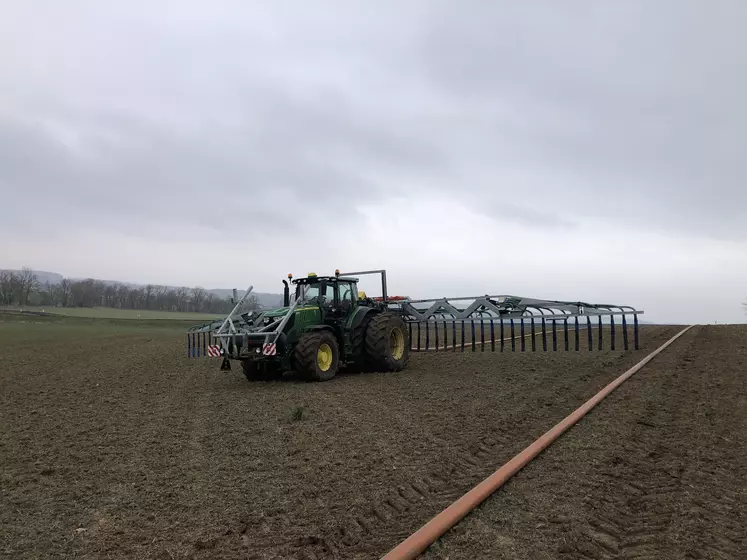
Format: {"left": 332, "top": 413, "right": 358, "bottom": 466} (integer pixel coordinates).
{"left": 0, "top": 313, "right": 198, "bottom": 343}
{"left": 1, "top": 306, "right": 221, "bottom": 321}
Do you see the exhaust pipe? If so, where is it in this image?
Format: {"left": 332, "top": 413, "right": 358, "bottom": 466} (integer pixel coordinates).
{"left": 283, "top": 280, "right": 290, "bottom": 307}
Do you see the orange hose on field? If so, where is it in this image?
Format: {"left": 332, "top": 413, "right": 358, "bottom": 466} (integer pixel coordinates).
{"left": 382, "top": 325, "right": 695, "bottom": 560}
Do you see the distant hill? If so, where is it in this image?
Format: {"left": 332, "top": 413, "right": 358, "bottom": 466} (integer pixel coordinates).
{"left": 1, "top": 269, "right": 284, "bottom": 310}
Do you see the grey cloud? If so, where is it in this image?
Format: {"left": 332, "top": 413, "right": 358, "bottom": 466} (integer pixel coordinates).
{"left": 0, "top": 87, "right": 448, "bottom": 237}
{"left": 471, "top": 199, "right": 576, "bottom": 229}
{"left": 406, "top": 1, "right": 747, "bottom": 240}
{"left": 1, "top": 0, "right": 746, "bottom": 244}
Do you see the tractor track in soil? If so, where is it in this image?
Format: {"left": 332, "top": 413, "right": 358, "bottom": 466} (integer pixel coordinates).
{"left": 425, "top": 325, "right": 747, "bottom": 559}
{"left": 248, "top": 328, "right": 677, "bottom": 560}
{"left": 1, "top": 322, "right": 697, "bottom": 560}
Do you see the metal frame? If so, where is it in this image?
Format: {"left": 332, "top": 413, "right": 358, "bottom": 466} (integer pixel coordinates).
{"left": 187, "top": 288, "right": 258, "bottom": 357}
{"left": 202, "top": 285, "right": 313, "bottom": 359}
{"left": 187, "top": 269, "right": 645, "bottom": 360}
{"left": 399, "top": 296, "right": 643, "bottom": 353}
{"left": 206, "top": 286, "right": 254, "bottom": 356}
{"left": 340, "top": 269, "right": 388, "bottom": 301}
{"left": 380, "top": 294, "right": 643, "bottom": 354}
{"left": 393, "top": 295, "right": 641, "bottom": 322}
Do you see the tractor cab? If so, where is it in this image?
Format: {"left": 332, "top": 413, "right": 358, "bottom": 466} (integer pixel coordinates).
{"left": 291, "top": 272, "right": 360, "bottom": 318}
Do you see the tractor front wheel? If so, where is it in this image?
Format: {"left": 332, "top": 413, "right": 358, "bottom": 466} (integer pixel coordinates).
{"left": 364, "top": 312, "right": 410, "bottom": 372}
{"left": 294, "top": 331, "right": 340, "bottom": 381}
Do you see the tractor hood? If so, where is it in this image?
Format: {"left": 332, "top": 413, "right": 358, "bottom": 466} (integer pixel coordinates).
{"left": 186, "top": 303, "right": 315, "bottom": 335}
{"left": 262, "top": 306, "right": 291, "bottom": 318}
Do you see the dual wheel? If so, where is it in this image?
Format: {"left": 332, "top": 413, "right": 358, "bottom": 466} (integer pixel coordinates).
{"left": 295, "top": 312, "right": 410, "bottom": 382}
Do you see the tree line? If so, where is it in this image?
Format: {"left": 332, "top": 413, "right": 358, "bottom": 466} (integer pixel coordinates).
{"left": 0, "top": 268, "right": 258, "bottom": 314}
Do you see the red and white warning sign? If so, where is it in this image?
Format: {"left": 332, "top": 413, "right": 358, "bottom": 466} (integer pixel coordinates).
{"left": 262, "top": 342, "right": 277, "bottom": 356}
{"left": 207, "top": 344, "right": 222, "bottom": 358}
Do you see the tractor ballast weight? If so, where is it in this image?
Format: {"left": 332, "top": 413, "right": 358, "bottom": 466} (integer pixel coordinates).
{"left": 186, "top": 269, "right": 644, "bottom": 381}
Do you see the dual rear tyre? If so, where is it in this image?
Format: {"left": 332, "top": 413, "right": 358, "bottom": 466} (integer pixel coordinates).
{"left": 363, "top": 312, "right": 410, "bottom": 372}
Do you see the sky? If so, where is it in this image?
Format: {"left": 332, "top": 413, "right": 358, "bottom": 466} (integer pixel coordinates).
{"left": 1, "top": 0, "right": 746, "bottom": 324}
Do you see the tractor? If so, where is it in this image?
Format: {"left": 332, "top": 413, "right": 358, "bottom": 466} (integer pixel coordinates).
{"left": 187, "top": 269, "right": 646, "bottom": 382}
{"left": 188, "top": 270, "right": 409, "bottom": 381}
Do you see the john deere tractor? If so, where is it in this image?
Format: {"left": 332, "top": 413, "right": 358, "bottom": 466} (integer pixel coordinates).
{"left": 187, "top": 269, "right": 410, "bottom": 382}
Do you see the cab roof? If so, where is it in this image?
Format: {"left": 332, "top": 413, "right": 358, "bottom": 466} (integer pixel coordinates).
{"left": 292, "top": 275, "right": 358, "bottom": 284}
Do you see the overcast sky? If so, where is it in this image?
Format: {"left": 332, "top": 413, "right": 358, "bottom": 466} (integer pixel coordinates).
{"left": 1, "top": 1, "right": 746, "bottom": 324}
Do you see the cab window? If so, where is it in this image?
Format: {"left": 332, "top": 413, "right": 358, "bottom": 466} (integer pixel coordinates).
{"left": 321, "top": 283, "right": 335, "bottom": 306}
{"left": 299, "top": 284, "right": 320, "bottom": 302}
{"left": 339, "top": 282, "right": 353, "bottom": 308}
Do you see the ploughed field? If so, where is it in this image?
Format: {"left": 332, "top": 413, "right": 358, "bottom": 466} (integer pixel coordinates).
{"left": 1, "top": 317, "right": 744, "bottom": 559}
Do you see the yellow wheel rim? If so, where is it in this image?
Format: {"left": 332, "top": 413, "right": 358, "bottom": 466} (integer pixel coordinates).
{"left": 317, "top": 343, "right": 333, "bottom": 371}
{"left": 390, "top": 328, "right": 405, "bottom": 360}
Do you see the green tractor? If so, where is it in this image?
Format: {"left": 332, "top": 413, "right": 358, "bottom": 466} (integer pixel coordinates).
{"left": 187, "top": 269, "right": 410, "bottom": 382}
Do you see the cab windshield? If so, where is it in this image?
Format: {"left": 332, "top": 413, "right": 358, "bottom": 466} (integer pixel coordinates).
{"left": 295, "top": 282, "right": 334, "bottom": 306}
{"left": 291, "top": 283, "right": 321, "bottom": 304}
{"left": 301, "top": 285, "right": 321, "bottom": 301}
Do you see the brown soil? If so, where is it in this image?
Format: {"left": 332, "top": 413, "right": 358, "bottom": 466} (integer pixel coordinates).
{"left": 1, "top": 322, "right": 742, "bottom": 559}
{"left": 425, "top": 325, "right": 747, "bottom": 559}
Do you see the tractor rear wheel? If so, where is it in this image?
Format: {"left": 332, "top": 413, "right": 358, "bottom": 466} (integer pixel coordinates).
{"left": 347, "top": 312, "right": 375, "bottom": 373}
{"left": 294, "top": 331, "right": 340, "bottom": 381}
{"left": 364, "top": 312, "right": 410, "bottom": 372}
